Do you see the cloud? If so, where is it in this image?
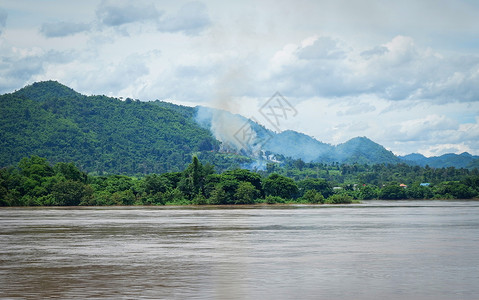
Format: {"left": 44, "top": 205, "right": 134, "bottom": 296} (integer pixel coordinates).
{"left": 360, "top": 46, "right": 388, "bottom": 58}
{"left": 96, "top": 0, "right": 161, "bottom": 27}
{"left": 268, "top": 35, "right": 479, "bottom": 103}
{"left": 423, "top": 117, "right": 479, "bottom": 156}
{"left": 410, "top": 58, "right": 479, "bottom": 102}
{"left": 94, "top": 1, "right": 210, "bottom": 36}
{"left": 0, "top": 47, "right": 76, "bottom": 93}
{"left": 397, "top": 114, "right": 458, "bottom": 142}
{"left": 336, "top": 102, "right": 376, "bottom": 116}
{"left": 157, "top": 1, "right": 211, "bottom": 36}
{"left": 458, "top": 118, "right": 479, "bottom": 140}
{"left": 0, "top": 56, "right": 43, "bottom": 92}
{"left": 40, "top": 22, "right": 90, "bottom": 38}
{"left": 0, "top": 8, "right": 7, "bottom": 34}
{"left": 420, "top": 143, "right": 474, "bottom": 157}
{"left": 297, "top": 36, "right": 346, "bottom": 60}
{"left": 373, "top": 107, "right": 479, "bottom": 156}
{"left": 72, "top": 53, "right": 153, "bottom": 97}
{"left": 268, "top": 37, "right": 351, "bottom": 98}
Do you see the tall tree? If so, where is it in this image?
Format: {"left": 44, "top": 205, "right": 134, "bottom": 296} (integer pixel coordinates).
{"left": 263, "top": 173, "right": 298, "bottom": 199}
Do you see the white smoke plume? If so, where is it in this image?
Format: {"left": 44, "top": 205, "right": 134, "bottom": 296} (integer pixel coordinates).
{"left": 197, "top": 67, "right": 261, "bottom": 155}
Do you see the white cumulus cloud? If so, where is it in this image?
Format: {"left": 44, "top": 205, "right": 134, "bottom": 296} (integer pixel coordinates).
{"left": 157, "top": 1, "right": 211, "bottom": 36}
{"left": 0, "top": 8, "right": 7, "bottom": 34}
{"left": 267, "top": 35, "right": 479, "bottom": 103}
{"left": 40, "top": 22, "right": 91, "bottom": 38}
{"left": 96, "top": 0, "right": 161, "bottom": 27}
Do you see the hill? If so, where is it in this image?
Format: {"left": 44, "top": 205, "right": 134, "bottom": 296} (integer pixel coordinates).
{"left": 264, "top": 130, "right": 332, "bottom": 162}
{"left": 333, "top": 137, "right": 401, "bottom": 165}
{"left": 264, "top": 132, "right": 399, "bottom": 164}
{"left": 194, "top": 107, "right": 402, "bottom": 165}
{"left": 0, "top": 81, "right": 220, "bottom": 174}
{"left": 399, "top": 152, "right": 479, "bottom": 169}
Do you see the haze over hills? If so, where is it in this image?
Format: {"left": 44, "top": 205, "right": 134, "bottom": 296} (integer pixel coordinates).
{"left": 193, "top": 106, "right": 403, "bottom": 165}
{"left": 1, "top": 81, "right": 477, "bottom": 174}
{"left": 193, "top": 106, "right": 465, "bottom": 166}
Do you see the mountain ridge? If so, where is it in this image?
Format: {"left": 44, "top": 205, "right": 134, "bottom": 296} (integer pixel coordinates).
{"left": 1, "top": 81, "right": 476, "bottom": 173}
{"left": 399, "top": 152, "right": 479, "bottom": 168}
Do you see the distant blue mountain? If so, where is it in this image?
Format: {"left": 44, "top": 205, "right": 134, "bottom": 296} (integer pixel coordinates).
{"left": 194, "top": 107, "right": 403, "bottom": 165}
{"left": 193, "top": 106, "right": 478, "bottom": 168}
{"left": 399, "top": 152, "right": 479, "bottom": 169}
{"left": 187, "top": 105, "right": 479, "bottom": 169}
{"left": 264, "top": 130, "right": 332, "bottom": 162}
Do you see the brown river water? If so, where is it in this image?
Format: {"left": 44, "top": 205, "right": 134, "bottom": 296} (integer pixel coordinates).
{"left": 1, "top": 200, "right": 479, "bottom": 299}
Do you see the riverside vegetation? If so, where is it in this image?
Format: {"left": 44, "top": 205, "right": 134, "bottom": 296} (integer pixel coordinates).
{"left": 1, "top": 155, "right": 478, "bottom": 207}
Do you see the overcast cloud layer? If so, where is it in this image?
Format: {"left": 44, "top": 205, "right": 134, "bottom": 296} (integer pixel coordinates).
{"left": 1, "top": 0, "right": 478, "bottom": 156}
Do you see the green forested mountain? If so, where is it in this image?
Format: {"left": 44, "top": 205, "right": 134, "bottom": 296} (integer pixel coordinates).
{"left": 0, "top": 81, "right": 220, "bottom": 174}
{"left": 467, "top": 158, "right": 479, "bottom": 170}
{"left": 1, "top": 81, "right": 476, "bottom": 176}
{"left": 334, "top": 137, "right": 401, "bottom": 165}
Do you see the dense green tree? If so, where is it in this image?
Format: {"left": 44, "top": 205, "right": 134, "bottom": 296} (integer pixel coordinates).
{"left": 223, "top": 169, "right": 263, "bottom": 194}
{"left": 51, "top": 180, "right": 93, "bottom": 206}
{"left": 191, "top": 193, "right": 207, "bottom": 205}
{"left": 18, "top": 156, "right": 54, "bottom": 179}
{"left": 110, "top": 189, "right": 136, "bottom": 205}
{"left": 142, "top": 174, "right": 171, "bottom": 194}
{"left": 302, "top": 189, "right": 325, "bottom": 204}
{"left": 179, "top": 156, "right": 214, "bottom": 199}
{"left": 358, "top": 185, "right": 378, "bottom": 200}
{"left": 54, "top": 162, "right": 87, "bottom": 183}
{"left": 406, "top": 184, "right": 434, "bottom": 199}
{"left": 265, "top": 195, "right": 285, "bottom": 204}
{"left": 162, "top": 188, "right": 185, "bottom": 204}
{"left": 90, "top": 175, "right": 134, "bottom": 194}
{"left": 379, "top": 184, "right": 407, "bottom": 200}
{"left": 435, "top": 182, "right": 476, "bottom": 199}
{"left": 263, "top": 173, "right": 298, "bottom": 199}
{"left": 161, "top": 172, "right": 183, "bottom": 189}
{"left": 298, "top": 178, "right": 333, "bottom": 198}
{"left": 216, "top": 176, "right": 240, "bottom": 204}
{"left": 326, "top": 193, "right": 353, "bottom": 204}
{"left": 234, "top": 181, "right": 258, "bottom": 204}
{"left": 463, "top": 175, "right": 479, "bottom": 192}
{"left": 209, "top": 185, "right": 228, "bottom": 205}
{"left": 293, "top": 159, "right": 306, "bottom": 171}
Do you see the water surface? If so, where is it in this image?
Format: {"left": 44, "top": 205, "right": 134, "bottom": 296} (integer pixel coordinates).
{"left": 1, "top": 201, "right": 479, "bottom": 299}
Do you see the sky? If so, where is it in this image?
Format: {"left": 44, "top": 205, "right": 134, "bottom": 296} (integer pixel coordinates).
{"left": 1, "top": 0, "right": 479, "bottom": 157}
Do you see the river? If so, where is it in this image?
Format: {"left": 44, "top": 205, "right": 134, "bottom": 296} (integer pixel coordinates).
{"left": 1, "top": 200, "right": 478, "bottom": 299}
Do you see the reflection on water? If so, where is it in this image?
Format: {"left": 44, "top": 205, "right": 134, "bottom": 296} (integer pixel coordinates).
{"left": 1, "top": 201, "right": 479, "bottom": 299}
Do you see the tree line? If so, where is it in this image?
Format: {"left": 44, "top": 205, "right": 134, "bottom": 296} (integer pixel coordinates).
{"left": 1, "top": 155, "right": 478, "bottom": 207}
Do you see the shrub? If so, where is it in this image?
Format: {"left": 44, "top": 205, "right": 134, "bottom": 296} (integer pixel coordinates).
{"left": 265, "top": 195, "right": 285, "bottom": 204}
{"left": 192, "top": 193, "right": 207, "bottom": 205}
{"left": 326, "top": 194, "right": 353, "bottom": 204}
{"left": 302, "top": 189, "right": 325, "bottom": 204}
